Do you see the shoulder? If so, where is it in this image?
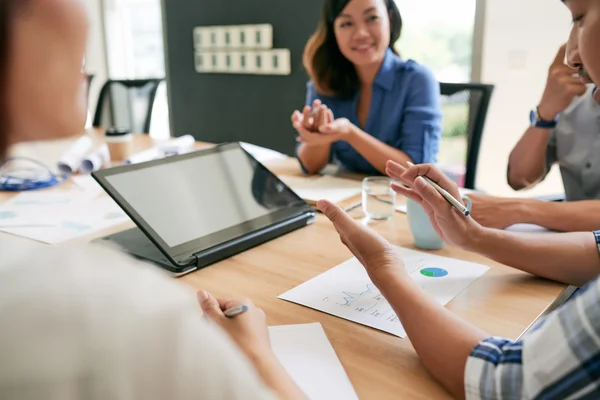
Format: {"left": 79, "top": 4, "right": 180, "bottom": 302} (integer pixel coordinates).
{"left": 381, "top": 55, "right": 438, "bottom": 96}
{"left": 400, "top": 59, "right": 438, "bottom": 87}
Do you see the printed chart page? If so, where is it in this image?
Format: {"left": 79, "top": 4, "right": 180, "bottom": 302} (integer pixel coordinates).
{"left": 279, "top": 247, "right": 489, "bottom": 337}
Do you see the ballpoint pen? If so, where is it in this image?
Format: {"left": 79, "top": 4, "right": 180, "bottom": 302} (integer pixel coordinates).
{"left": 406, "top": 162, "right": 470, "bottom": 216}
{"left": 224, "top": 304, "right": 249, "bottom": 318}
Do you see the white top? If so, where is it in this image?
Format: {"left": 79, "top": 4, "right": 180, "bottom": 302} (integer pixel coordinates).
{"left": 0, "top": 236, "right": 277, "bottom": 400}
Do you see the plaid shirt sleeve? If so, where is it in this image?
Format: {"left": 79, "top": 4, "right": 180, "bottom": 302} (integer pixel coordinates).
{"left": 465, "top": 232, "right": 600, "bottom": 399}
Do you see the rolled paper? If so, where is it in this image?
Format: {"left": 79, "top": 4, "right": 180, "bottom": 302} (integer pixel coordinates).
{"left": 57, "top": 136, "right": 94, "bottom": 174}
{"left": 80, "top": 144, "right": 110, "bottom": 173}
{"left": 123, "top": 147, "right": 162, "bottom": 165}
{"left": 157, "top": 135, "right": 195, "bottom": 156}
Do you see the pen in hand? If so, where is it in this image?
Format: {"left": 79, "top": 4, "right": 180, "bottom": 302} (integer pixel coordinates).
{"left": 406, "top": 162, "right": 470, "bottom": 217}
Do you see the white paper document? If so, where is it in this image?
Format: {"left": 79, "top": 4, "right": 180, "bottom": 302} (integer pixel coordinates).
{"left": 269, "top": 323, "right": 358, "bottom": 400}
{"left": 71, "top": 175, "right": 106, "bottom": 198}
{"left": 278, "top": 175, "right": 362, "bottom": 204}
{"left": 279, "top": 247, "right": 489, "bottom": 337}
{"left": 240, "top": 142, "right": 288, "bottom": 163}
{"left": 0, "top": 196, "right": 129, "bottom": 244}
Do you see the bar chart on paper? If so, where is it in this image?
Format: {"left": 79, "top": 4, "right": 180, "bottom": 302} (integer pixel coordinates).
{"left": 278, "top": 247, "right": 489, "bottom": 337}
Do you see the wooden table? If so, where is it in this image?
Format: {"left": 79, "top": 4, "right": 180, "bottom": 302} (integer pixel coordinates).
{"left": 1, "top": 133, "right": 568, "bottom": 399}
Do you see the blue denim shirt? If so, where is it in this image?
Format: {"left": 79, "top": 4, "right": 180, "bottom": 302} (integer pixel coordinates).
{"left": 297, "top": 49, "right": 442, "bottom": 175}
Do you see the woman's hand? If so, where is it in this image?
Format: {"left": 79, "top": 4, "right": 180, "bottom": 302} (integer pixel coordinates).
{"left": 317, "top": 199, "right": 407, "bottom": 284}
{"left": 386, "top": 161, "right": 483, "bottom": 250}
{"left": 198, "top": 290, "right": 272, "bottom": 362}
{"left": 318, "top": 118, "right": 357, "bottom": 137}
{"left": 292, "top": 101, "right": 348, "bottom": 146}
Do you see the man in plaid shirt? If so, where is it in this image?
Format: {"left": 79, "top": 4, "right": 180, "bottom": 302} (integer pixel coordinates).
{"left": 317, "top": 2, "right": 600, "bottom": 398}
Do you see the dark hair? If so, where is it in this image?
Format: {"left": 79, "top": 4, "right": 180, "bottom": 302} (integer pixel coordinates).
{"left": 303, "top": 0, "right": 402, "bottom": 99}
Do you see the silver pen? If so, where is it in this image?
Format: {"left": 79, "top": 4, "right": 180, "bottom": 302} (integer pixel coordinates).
{"left": 406, "top": 162, "right": 470, "bottom": 216}
{"left": 224, "top": 304, "right": 249, "bottom": 318}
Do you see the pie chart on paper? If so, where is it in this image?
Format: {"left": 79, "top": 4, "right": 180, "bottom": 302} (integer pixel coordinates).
{"left": 419, "top": 267, "right": 449, "bottom": 278}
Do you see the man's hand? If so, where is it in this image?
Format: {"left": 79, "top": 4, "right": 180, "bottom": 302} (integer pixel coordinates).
{"left": 538, "top": 44, "right": 587, "bottom": 120}
{"left": 468, "top": 193, "right": 523, "bottom": 229}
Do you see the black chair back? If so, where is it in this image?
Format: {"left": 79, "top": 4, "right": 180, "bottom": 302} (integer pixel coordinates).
{"left": 438, "top": 82, "right": 494, "bottom": 189}
{"left": 93, "top": 78, "right": 164, "bottom": 134}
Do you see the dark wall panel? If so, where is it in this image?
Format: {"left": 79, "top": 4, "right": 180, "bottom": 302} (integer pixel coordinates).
{"left": 162, "top": 0, "right": 322, "bottom": 155}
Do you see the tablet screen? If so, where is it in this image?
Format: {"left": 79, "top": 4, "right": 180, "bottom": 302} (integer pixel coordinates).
{"left": 101, "top": 144, "right": 306, "bottom": 249}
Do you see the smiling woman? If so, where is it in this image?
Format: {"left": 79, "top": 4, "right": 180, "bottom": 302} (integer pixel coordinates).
{"left": 292, "top": 0, "right": 442, "bottom": 176}
{"left": 304, "top": 0, "right": 402, "bottom": 98}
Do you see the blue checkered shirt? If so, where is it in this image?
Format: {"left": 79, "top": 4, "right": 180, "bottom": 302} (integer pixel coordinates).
{"left": 465, "top": 232, "right": 600, "bottom": 399}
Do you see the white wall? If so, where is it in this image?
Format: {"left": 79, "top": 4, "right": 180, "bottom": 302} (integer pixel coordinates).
{"left": 476, "top": 0, "right": 572, "bottom": 197}
{"left": 82, "top": 0, "right": 109, "bottom": 120}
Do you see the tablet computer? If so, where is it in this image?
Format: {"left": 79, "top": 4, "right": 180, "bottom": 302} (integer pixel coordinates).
{"left": 92, "top": 142, "right": 316, "bottom": 275}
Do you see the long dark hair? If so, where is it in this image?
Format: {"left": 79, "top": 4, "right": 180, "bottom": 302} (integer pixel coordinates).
{"left": 303, "top": 0, "right": 402, "bottom": 99}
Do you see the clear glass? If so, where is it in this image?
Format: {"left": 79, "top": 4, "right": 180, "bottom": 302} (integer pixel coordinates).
{"left": 362, "top": 177, "right": 396, "bottom": 220}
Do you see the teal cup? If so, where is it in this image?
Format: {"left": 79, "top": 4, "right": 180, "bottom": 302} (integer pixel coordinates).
{"left": 406, "top": 195, "right": 472, "bottom": 250}
{"left": 406, "top": 198, "right": 444, "bottom": 250}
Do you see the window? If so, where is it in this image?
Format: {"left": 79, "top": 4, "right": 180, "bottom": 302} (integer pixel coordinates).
{"left": 102, "top": 0, "right": 169, "bottom": 138}
{"left": 395, "top": 0, "right": 476, "bottom": 83}
{"left": 395, "top": 0, "right": 477, "bottom": 184}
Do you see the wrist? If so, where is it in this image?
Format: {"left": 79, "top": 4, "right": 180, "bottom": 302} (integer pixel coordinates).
{"left": 370, "top": 269, "right": 415, "bottom": 296}
{"left": 519, "top": 199, "right": 548, "bottom": 225}
{"left": 466, "top": 225, "right": 496, "bottom": 254}
{"left": 537, "top": 103, "right": 560, "bottom": 122}
{"left": 344, "top": 124, "right": 362, "bottom": 145}
{"left": 246, "top": 347, "right": 278, "bottom": 368}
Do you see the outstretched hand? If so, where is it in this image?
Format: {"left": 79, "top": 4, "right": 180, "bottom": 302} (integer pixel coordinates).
{"left": 317, "top": 199, "right": 407, "bottom": 283}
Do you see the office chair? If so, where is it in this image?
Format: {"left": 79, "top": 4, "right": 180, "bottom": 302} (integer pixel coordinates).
{"left": 93, "top": 78, "right": 164, "bottom": 134}
{"left": 438, "top": 82, "right": 494, "bottom": 190}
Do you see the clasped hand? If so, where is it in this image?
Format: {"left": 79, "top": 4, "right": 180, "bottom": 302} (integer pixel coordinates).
{"left": 291, "top": 100, "right": 356, "bottom": 146}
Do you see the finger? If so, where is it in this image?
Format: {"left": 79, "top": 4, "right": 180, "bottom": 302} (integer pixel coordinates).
{"left": 293, "top": 121, "right": 314, "bottom": 137}
{"left": 568, "top": 84, "right": 588, "bottom": 96}
{"left": 316, "top": 105, "right": 327, "bottom": 127}
{"left": 312, "top": 99, "right": 322, "bottom": 110}
{"left": 198, "top": 290, "right": 225, "bottom": 320}
{"left": 327, "top": 109, "right": 334, "bottom": 124}
{"left": 551, "top": 64, "right": 579, "bottom": 79}
{"left": 217, "top": 297, "right": 253, "bottom": 312}
{"left": 386, "top": 160, "right": 407, "bottom": 181}
{"left": 560, "top": 75, "right": 587, "bottom": 85}
{"left": 391, "top": 182, "right": 422, "bottom": 203}
{"left": 319, "top": 119, "right": 342, "bottom": 134}
{"left": 317, "top": 200, "right": 359, "bottom": 234}
{"left": 412, "top": 176, "right": 452, "bottom": 213}
{"left": 391, "top": 182, "right": 435, "bottom": 214}
{"left": 552, "top": 43, "right": 567, "bottom": 67}
{"left": 401, "top": 164, "right": 461, "bottom": 200}
{"left": 302, "top": 106, "right": 313, "bottom": 129}
{"left": 291, "top": 110, "right": 302, "bottom": 123}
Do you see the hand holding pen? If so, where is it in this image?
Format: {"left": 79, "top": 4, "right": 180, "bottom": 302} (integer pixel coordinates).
{"left": 386, "top": 160, "right": 481, "bottom": 250}
{"left": 197, "top": 290, "right": 273, "bottom": 360}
